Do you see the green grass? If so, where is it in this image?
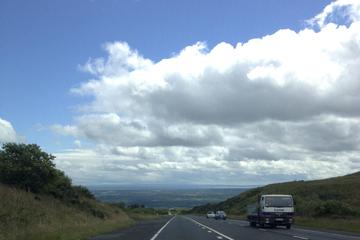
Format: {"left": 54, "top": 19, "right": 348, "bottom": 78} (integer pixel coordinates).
{"left": 0, "top": 184, "right": 134, "bottom": 240}
{"left": 124, "top": 207, "right": 168, "bottom": 221}
{"left": 295, "top": 217, "right": 360, "bottom": 233}
{"left": 190, "top": 171, "right": 360, "bottom": 233}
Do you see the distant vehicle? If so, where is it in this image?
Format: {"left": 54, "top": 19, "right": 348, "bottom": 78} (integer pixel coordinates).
{"left": 247, "top": 194, "right": 294, "bottom": 229}
{"left": 206, "top": 211, "right": 215, "bottom": 218}
{"left": 215, "top": 210, "right": 227, "bottom": 220}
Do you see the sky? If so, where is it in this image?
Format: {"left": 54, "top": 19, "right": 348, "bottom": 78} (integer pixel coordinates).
{"left": 1, "top": 0, "right": 360, "bottom": 186}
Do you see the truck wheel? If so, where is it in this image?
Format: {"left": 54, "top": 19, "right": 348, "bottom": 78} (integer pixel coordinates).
{"left": 286, "top": 224, "right": 291, "bottom": 229}
{"left": 249, "top": 222, "right": 256, "bottom": 227}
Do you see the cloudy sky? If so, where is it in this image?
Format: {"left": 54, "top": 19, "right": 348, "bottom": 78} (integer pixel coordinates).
{"left": 1, "top": 0, "right": 360, "bottom": 186}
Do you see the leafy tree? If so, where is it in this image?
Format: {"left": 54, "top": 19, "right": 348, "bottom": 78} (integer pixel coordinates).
{"left": 0, "top": 143, "right": 57, "bottom": 193}
{"left": 0, "top": 143, "right": 97, "bottom": 203}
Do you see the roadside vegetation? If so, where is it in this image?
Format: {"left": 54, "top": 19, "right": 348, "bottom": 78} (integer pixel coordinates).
{"left": 0, "top": 143, "right": 162, "bottom": 240}
{"left": 190, "top": 171, "right": 360, "bottom": 233}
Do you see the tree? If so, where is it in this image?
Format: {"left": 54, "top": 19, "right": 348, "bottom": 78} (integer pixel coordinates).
{"left": 0, "top": 143, "right": 97, "bottom": 205}
{"left": 0, "top": 143, "right": 57, "bottom": 193}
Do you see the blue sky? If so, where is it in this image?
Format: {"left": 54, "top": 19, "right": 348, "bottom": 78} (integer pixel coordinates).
{"left": 2, "top": 0, "right": 360, "bottom": 185}
{"left": 1, "top": 0, "right": 330, "bottom": 149}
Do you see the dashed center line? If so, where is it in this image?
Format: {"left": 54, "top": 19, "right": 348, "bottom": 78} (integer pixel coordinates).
{"left": 184, "top": 217, "right": 235, "bottom": 240}
{"left": 217, "top": 236, "right": 223, "bottom": 239}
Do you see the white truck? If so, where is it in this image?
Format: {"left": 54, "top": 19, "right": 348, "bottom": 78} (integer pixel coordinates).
{"left": 247, "top": 194, "right": 294, "bottom": 229}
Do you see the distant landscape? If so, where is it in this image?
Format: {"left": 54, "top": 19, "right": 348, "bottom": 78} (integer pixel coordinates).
{"left": 91, "top": 187, "right": 250, "bottom": 208}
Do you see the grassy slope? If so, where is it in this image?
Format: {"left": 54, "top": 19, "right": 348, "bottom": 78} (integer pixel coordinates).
{"left": 190, "top": 171, "right": 360, "bottom": 232}
{"left": 0, "top": 184, "right": 134, "bottom": 240}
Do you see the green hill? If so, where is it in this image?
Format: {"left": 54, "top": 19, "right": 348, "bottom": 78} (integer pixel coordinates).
{"left": 190, "top": 171, "right": 360, "bottom": 232}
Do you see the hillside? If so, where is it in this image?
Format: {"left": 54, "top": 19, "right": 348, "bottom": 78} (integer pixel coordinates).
{"left": 190, "top": 171, "right": 360, "bottom": 231}
{"left": 0, "top": 183, "right": 133, "bottom": 240}
{"left": 0, "top": 143, "right": 137, "bottom": 240}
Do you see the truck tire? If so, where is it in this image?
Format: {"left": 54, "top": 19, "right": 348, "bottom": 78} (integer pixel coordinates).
{"left": 286, "top": 224, "right": 291, "bottom": 229}
{"left": 250, "top": 222, "right": 256, "bottom": 227}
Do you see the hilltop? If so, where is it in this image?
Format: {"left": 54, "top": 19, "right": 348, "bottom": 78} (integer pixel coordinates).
{"left": 190, "top": 171, "right": 360, "bottom": 232}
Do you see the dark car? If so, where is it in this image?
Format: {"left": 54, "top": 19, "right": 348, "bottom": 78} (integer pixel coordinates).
{"left": 215, "top": 210, "right": 227, "bottom": 220}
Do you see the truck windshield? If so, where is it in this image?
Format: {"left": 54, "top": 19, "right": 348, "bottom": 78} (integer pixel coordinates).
{"left": 265, "top": 196, "right": 293, "bottom": 207}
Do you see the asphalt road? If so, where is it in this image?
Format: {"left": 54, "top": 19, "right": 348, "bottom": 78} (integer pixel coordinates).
{"left": 91, "top": 215, "right": 360, "bottom": 240}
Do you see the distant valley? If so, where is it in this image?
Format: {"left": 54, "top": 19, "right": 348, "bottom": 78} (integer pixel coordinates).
{"left": 90, "top": 187, "right": 250, "bottom": 208}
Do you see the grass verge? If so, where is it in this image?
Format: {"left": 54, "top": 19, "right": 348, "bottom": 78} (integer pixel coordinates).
{"left": 295, "top": 216, "right": 360, "bottom": 233}
{"left": 0, "top": 184, "right": 134, "bottom": 240}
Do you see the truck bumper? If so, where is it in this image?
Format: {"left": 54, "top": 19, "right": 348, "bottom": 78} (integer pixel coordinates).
{"left": 261, "top": 216, "right": 294, "bottom": 226}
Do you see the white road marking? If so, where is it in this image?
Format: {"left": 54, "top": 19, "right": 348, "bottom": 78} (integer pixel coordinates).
{"left": 259, "top": 228, "right": 266, "bottom": 231}
{"left": 217, "top": 236, "right": 223, "bottom": 239}
{"left": 294, "top": 228, "right": 360, "bottom": 239}
{"left": 149, "top": 216, "right": 175, "bottom": 240}
{"left": 208, "top": 230, "right": 212, "bottom": 233}
{"left": 185, "top": 217, "right": 235, "bottom": 240}
{"left": 293, "top": 236, "right": 309, "bottom": 240}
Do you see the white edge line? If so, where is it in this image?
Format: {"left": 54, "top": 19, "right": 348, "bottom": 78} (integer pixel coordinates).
{"left": 150, "top": 216, "right": 176, "bottom": 240}
{"left": 185, "top": 217, "right": 235, "bottom": 240}
{"left": 293, "top": 236, "right": 309, "bottom": 240}
{"left": 294, "top": 228, "right": 360, "bottom": 239}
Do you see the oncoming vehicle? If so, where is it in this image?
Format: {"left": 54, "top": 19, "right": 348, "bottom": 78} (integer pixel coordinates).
{"left": 247, "top": 194, "right": 294, "bottom": 229}
{"left": 206, "top": 211, "right": 215, "bottom": 218}
{"left": 215, "top": 210, "right": 227, "bottom": 220}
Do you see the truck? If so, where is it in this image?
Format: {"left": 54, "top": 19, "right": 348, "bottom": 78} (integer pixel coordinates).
{"left": 247, "top": 194, "right": 294, "bottom": 229}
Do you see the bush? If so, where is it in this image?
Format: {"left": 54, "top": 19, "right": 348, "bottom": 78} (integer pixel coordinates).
{"left": 0, "top": 143, "right": 95, "bottom": 205}
{"left": 314, "top": 200, "right": 357, "bottom": 217}
{"left": 73, "top": 185, "right": 95, "bottom": 199}
{"left": 0, "top": 143, "right": 57, "bottom": 193}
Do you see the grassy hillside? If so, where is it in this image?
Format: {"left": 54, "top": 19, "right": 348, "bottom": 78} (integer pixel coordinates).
{"left": 0, "top": 143, "right": 142, "bottom": 240}
{"left": 0, "top": 183, "right": 134, "bottom": 240}
{"left": 190, "top": 171, "right": 360, "bottom": 232}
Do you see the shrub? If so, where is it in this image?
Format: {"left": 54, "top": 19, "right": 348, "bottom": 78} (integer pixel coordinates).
{"left": 314, "top": 200, "right": 357, "bottom": 217}
{"left": 0, "top": 143, "right": 95, "bottom": 205}
{"left": 0, "top": 143, "right": 57, "bottom": 193}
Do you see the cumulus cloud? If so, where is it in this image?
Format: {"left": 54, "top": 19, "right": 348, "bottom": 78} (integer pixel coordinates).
{"left": 54, "top": 0, "right": 360, "bottom": 185}
{"left": 307, "top": 0, "right": 360, "bottom": 28}
{"left": 0, "top": 117, "right": 18, "bottom": 143}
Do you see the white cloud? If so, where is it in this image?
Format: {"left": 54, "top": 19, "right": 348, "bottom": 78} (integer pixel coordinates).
{"left": 307, "top": 0, "right": 360, "bottom": 28}
{"left": 0, "top": 117, "right": 18, "bottom": 143}
{"left": 53, "top": 1, "right": 360, "bottom": 185}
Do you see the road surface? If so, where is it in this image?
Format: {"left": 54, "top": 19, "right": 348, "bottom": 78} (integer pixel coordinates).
{"left": 91, "top": 215, "right": 360, "bottom": 240}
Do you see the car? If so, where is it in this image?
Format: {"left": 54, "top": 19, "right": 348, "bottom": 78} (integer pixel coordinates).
{"left": 215, "top": 210, "right": 227, "bottom": 220}
{"left": 206, "top": 211, "right": 215, "bottom": 218}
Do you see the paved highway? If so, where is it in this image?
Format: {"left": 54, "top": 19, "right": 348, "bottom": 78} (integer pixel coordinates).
{"left": 91, "top": 215, "right": 360, "bottom": 240}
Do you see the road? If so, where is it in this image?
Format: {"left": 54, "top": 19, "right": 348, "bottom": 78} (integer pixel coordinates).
{"left": 91, "top": 215, "right": 360, "bottom": 240}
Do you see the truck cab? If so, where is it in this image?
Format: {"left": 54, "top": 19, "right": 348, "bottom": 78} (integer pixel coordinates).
{"left": 247, "top": 194, "right": 294, "bottom": 229}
